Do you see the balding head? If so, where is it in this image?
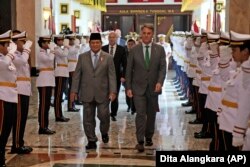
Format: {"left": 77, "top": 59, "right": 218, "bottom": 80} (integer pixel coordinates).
{"left": 108, "top": 32, "right": 118, "bottom": 46}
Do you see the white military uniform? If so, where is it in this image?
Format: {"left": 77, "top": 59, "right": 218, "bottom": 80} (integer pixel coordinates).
{"left": 218, "top": 31, "right": 250, "bottom": 136}
{"left": 36, "top": 48, "right": 55, "bottom": 87}
{"left": 205, "top": 46, "right": 232, "bottom": 114}
{"left": 157, "top": 34, "right": 172, "bottom": 73}
{"left": 0, "top": 30, "right": 18, "bottom": 165}
{"left": 231, "top": 31, "right": 250, "bottom": 150}
{"left": 199, "top": 34, "right": 220, "bottom": 95}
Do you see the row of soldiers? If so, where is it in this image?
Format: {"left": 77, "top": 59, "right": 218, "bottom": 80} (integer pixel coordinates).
{"left": 0, "top": 30, "right": 95, "bottom": 166}
{"left": 0, "top": 29, "right": 149, "bottom": 166}
{"left": 171, "top": 29, "right": 250, "bottom": 151}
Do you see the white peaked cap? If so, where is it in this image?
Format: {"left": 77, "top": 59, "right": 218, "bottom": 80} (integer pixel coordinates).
{"left": 53, "top": 34, "right": 64, "bottom": 39}
{"left": 207, "top": 33, "right": 220, "bottom": 43}
{"left": 0, "top": 30, "right": 12, "bottom": 42}
{"left": 157, "top": 34, "right": 166, "bottom": 38}
{"left": 230, "top": 30, "right": 250, "bottom": 46}
{"left": 201, "top": 28, "right": 207, "bottom": 36}
{"left": 12, "top": 31, "right": 27, "bottom": 40}
{"left": 219, "top": 31, "right": 230, "bottom": 45}
{"left": 219, "top": 45, "right": 232, "bottom": 64}
{"left": 207, "top": 33, "right": 220, "bottom": 40}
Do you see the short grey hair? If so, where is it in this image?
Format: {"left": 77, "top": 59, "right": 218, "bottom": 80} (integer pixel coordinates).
{"left": 140, "top": 24, "right": 154, "bottom": 32}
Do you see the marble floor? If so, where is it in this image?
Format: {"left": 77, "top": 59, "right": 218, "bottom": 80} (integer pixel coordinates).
{"left": 5, "top": 71, "right": 210, "bottom": 167}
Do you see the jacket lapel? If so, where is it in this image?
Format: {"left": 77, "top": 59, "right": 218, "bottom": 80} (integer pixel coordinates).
{"left": 138, "top": 44, "right": 146, "bottom": 69}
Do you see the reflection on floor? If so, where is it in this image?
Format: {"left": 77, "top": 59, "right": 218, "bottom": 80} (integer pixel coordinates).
{"left": 5, "top": 71, "right": 210, "bottom": 166}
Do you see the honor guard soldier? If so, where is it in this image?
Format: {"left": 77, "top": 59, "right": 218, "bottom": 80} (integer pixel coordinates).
{"left": 218, "top": 31, "right": 250, "bottom": 150}
{"left": 53, "top": 34, "right": 70, "bottom": 122}
{"left": 157, "top": 34, "right": 172, "bottom": 73}
{"left": 0, "top": 30, "right": 18, "bottom": 166}
{"left": 205, "top": 31, "right": 232, "bottom": 150}
{"left": 231, "top": 33, "right": 250, "bottom": 150}
{"left": 79, "top": 33, "right": 90, "bottom": 54}
{"left": 36, "top": 35, "right": 56, "bottom": 135}
{"left": 185, "top": 33, "right": 201, "bottom": 114}
{"left": 195, "top": 33, "right": 220, "bottom": 139}
{"left": 66, "top": 34, "right": 80, "bottom": 112}
{"left": 11, "top": 30, "right": 33, "bottom": 154}
{"left": 233, "top": 59, "right": 250, "bottom": 150}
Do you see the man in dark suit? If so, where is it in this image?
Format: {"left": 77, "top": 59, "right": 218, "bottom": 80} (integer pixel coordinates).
{"left": 126, "top": 24, "right": 166, "bottom": 152}
{"left": 102, "top": 32, "right": 127, "bottom": 121}
{"left": 70, "top": 33, "right": 117, "bottom": 150}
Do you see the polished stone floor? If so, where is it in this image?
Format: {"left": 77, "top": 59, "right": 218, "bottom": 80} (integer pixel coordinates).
{"left": 5, "top": 71, "right": 210, "bottom": 167}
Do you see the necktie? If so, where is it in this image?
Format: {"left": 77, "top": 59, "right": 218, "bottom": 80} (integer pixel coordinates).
{"left": 145, "top": 45, "right": 150, "bottom": 69}
{"left": 110, "top": 46, "right": 114, "bottom": 56}
{"left": 93, "top": 54, "right": 98, "bottom": 69}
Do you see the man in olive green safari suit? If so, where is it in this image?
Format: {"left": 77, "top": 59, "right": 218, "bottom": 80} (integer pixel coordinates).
{"left": 126, "top": 24, "right": 166, "bottom": 152}
{"left": 70, "top": 33, "right": 117, "bottom": 150}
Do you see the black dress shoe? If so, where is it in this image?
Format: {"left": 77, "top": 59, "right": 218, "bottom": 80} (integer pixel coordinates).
{"left": 38, "top": 128, "right": 56, "bottom": 135}
{"left": 111, "top": 116, "right": 117, "bottom": 121}
{"left": 56, "top": 117, "right": 70, "bottom": 122}
{"left": 182, "top": 101, "right": 193, "bottom": 107}
{"left": 102, "top": 134, "right": 109, "bottom": 143}
{"left": 145, "top": 138, "right": 153, "bottom": 146}
{"left": 180, "top": 96, "right": 188, "bottom": 100}
{"left": 189, "top": 119, "right": 202, "bottom": 124}
{"left": 68, "top": 108, "right": 80, "bottom": 112}
{"left": 85, "top": 141, "right": 97, "bottom": 150}
{"left": 135, "top": 143, "right": 144, "bottom": 152}
{"left": 131, "top": 110, "right": 136, "bottom": 115}
{"left": 185, "top": 109, "right": 196, "bottom": 114}
{"left": 11, "top": 146, "right": 33, "bottom": 154}
{"left": 194, "top": 132, "right": 211, "bottom": 139}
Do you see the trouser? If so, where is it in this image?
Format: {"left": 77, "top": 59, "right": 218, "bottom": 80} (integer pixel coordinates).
{"left": 207, "top": 109, "right": 219, "bottom": 150}
{"left": 38, "top": 87, "right": 53, "bottom": 129}
{"left": 218, "top": 130, "right": 241, "bottom": 151}
{"left": 188, "top": 77, "right": 194, "bottom": 103}
{"left": 193, "top": 86, "right": 200, "bottom": 120}
{"left": 83, "top": 100, "right": 110, "bottom": 142}
{"left": 133, "top": 87, "right": 158, "bottom": 143}
{"left": 110, "top": 81, "right": 121, "bottom": 117}
{"left": 0, "top": 100, "right": 16, "bottom": 154}
{"left": 12, "top": 95, "right": 29, "bottom": 149}
{"left": 198, "top": 93, "right": 206, "bottom": 121}
{"left": 68, "top": 72, "right": 75, "bottom": 109}
{"left": 54, "top": 77, "right": 67, "bottom": 118}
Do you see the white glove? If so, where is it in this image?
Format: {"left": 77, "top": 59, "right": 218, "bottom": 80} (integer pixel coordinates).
{"left": 74, "top": 38, "right": 80, "bottom": 46}
{"left": 48, "top": 42, "right": 56, "bottom": 51}
{"left": 63, "top": 39, "right": 69, "bottom": 47}
{"left": 232, "top": 136, "right": 244, "bottom": 147}
{"left": 7, "top": 42, "right": 17, "bottom": 55}
{"left": 23, "top": 40, "right": 33, "bottom": 50}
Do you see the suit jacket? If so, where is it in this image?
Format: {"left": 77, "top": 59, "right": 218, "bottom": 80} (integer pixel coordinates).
{"left": 71, "top": 50, "right": 117, "bottom": 103}
{"left": 125, "top": 43, "right": 166, "bottom": 96}
{"left": 102, "top": 45, "right": 127, "bottom": 82}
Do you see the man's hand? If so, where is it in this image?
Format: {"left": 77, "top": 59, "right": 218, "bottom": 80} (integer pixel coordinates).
{"left": 154, "top": 83, "right": 162, "bottom": 93}
{"left": 126, "top": 89, "right": 133, "bottom": 98}
{"left": 70, "top": 92, "right": 77, "bottom": 104}
{"left": 109, "top": 93, "right": 116, "bottom": 102}
{"left": 120, "top": 77, "right": 126, "bottom": 83}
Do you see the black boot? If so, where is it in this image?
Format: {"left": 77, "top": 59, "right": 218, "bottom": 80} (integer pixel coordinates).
{"left": 0, "top": 151, "right": 6, "bottom": 167}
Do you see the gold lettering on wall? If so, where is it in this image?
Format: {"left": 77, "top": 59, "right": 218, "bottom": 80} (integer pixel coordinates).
{"left": 118, "top": 9, "right": 176, "bottom": 14}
